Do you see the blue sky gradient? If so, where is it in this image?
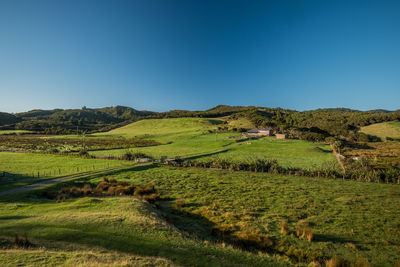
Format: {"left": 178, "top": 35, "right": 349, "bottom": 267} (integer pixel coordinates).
{"left": 1, "top": 0, "right": 399, "bottom": 113}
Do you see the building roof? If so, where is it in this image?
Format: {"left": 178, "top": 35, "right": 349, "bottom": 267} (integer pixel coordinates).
{"left": 259, "top": 128, "right": 272, "bottom": 131}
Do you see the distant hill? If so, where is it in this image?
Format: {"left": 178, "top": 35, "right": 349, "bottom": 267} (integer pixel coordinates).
{"left": 0, "top": 112, "right": 19, "bottom": 126}
{"left": 0, "top": 106, "right": 158, "bottom": 134}
{"left": 1, "top": 105, "right": 399, "bottom": 139}
{"left": 366, "top": 109, "right": 393, "bottom": 113}
{"left": 312, "top": 108, "right": 361, "bottom": 113}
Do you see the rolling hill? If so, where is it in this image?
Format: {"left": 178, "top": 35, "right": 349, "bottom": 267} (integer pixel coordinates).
{"left": 360, "top": 121, "right": 400, "bottom": 140}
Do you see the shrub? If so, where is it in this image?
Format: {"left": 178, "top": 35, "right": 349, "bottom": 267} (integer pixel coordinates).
{"left": 303, "top": 227, "right": 314, "bottom": 242}
{"left": 325, "top": 257, "right": 346, "bottom": 267}
{"left": 115, "top": 185, "right": 134, "bottom": 195}
{"left": 142, "top": 192, "right": 161, "bottom": 204}
{"left": 96, "top": 181, "right": 109, "bottom": 191}
{"left": 295, "top": 223, "right": 314, "bottom": 241}
{"left": 107, "top": 186, "right": 117, "bottom": 195}
{"left": 279, "top": 220, "right": 290, "bottom": 235}
{"left": 308, "top": 261, "right": 322, "bottom": 267}
{"left": 82, "top": 184, "right": 92, "bottom": 195}
{"left": 134, "top": 184, "right": 155, "bottom": 197}
{"left": 173, "top": 198, "right": 185, "bottom": 209}
{"left": 296, "top": 224, "right": 302, "bottom": 237}
{"left": 78, "top": 149, "right": 89, "bottom": 157}
{"left": 14, "top": 233, "right": 32, "bottom": 248}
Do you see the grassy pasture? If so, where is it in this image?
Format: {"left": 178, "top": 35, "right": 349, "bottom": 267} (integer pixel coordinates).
{"left": 90, "top": 136, "right": 337, "bottom": 169}
{"left": 197, "top": 137, "right": 337, "bottom": 168}
{"left": 226, "top": 117, "right": 255, "bottom": 129}
{"left": 0, "top": 165, "right": 398, "bottom": 266}
{"left": 90, "top": 117, "right": 336, "bottom": 168}
{"left": 81, "top": 165, "right": 400, "bottom": 265}
{"left": 0, "top": 190, "right": 288, "bottom": 266}
{"left": 90, "top": 132, "right": 235, "bottom": 159}
{"left": 361, "top": 121, "right": 400, "bottom": 140}
{"left": 94, "top": 117, "right": 224, "bottom": 142}
{"left": 0, "top": 130, "right": 32, "bottom": 135}
{"left": 0, "top": 152, "right": 131, "bottom": 192}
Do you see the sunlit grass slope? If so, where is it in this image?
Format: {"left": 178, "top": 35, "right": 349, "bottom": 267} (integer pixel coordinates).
{"left": 198, "top": 137, "right": 337, "bottom": 168}
{"left": 86, "top": 165, "right": 399, "bottom": 266}
{"left": 90, "top": 136, "right": 336, "bottom": 168}
{"left": 92, "top": 117, "right": 236, "bottom": 158}
{"left": 95, "top": 117, "right": 224, "bottom": 142}
{"left": 91, "top": 117, "right": 336, "bottom": 168}
{"left": 226, "top": 117, "right": 255, "bottom": 129}
{"left": 361, "top": 121, "right": 400, "bottom": 140}
{"left": 2, "top": 165, "right": 397, "bottom": 266}
{"left": 0, "top": 191, "right": 289, "bottom": 266}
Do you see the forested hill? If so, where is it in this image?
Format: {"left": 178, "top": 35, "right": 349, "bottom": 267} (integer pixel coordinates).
{"left": 1, "top": 105, "right": 399, "bottom": 141}
{"left": 0, "top": 106, "right": 156, "bottom": 134}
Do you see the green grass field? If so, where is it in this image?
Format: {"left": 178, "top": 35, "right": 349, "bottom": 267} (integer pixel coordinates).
{"left": 0, "top": 130, "right": 32, "bottom": 135}
{"left": 0, "top": 182, "right": 289, "bottom": 266}
{"left": 0, "top": 165, "right": 398, "bottom": 266}
{"left": 90, "top": 118, "right": 336, "bottom": 168}
{"left": 197, "top": 137, "right": 337, "bottom": 168}
{"left": 0, "top": 152, "right": 132, "bottom": 192}
{"left": 95, "top": 117, "right": 224, "bottom": 142}
{"left": 92, "top": 165, "right": 399, "bottom": 266}
{"left": 361, "top": 121, "right": 400, "bottom": 140}
{"left": 1, "top": 117, "right": 397, "bottom": 266}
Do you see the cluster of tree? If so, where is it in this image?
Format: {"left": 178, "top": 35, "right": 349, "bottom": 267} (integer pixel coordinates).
{"left": 230, "top": 108, "right": 400, "bottom": 142}
{"left": 1, "top": 105, "right": 399, "bottom": 140}
{"left": 0, "top": 106, "right": 156, "bottom": 134}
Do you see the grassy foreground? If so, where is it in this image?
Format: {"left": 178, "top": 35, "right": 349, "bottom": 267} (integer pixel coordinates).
{"left": 0, "top": 165, "right": 398, "bottom": 266}
{"left": 0, "top": 189, "right": 288, "bottom": 266}
{"left": 89, "top": 165, "right": 399, "bottom": 266}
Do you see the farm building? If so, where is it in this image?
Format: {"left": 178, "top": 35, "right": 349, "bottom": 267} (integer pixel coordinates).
{"left": 275, "top": 133, "right": 288, "bottom": 139}
{"left": 247, "top": 128, "right": 273, "bottom": 137}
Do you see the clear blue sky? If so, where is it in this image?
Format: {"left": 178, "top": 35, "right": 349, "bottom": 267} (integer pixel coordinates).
{"left": 1, "top": 0, "right": 399, "bottom": 113}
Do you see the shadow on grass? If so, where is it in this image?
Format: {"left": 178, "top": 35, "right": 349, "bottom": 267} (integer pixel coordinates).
{"left": 0, "top": 206, "right": 283, "bottom": 267}
{"left": 183, "top": 149, "right": 229, "bottom": 161}
{"left": 313, "top": 233, "right": 359, "bottom": 245}
{"left": 0, "top": 173, "right": 44, "bottom": 193}
{"left": 0, "top": 215, "right": 31, "bottom": 220}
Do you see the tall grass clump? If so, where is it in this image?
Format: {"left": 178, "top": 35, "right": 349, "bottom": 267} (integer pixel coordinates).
{"left": 173, "top": 155, "right": 400, "bottom": 184}
{"left": 279, "top": 220, "right": 290, "bottom": 235}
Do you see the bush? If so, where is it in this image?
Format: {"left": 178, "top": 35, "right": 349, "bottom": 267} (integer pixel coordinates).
{"left": 173, "top": 198, "right": 185, "bottom": 209}
{"left": 14, "top": 233, "right": 32, "bottom": 248}
{"left": 134, "top": 184, "right": 155, "bottom": 197}
{"left": 121, "top": 150, "right": 152, "bottom": 161}
{"left": 78, "top": 149, "right": 89, "bottom": 157}
{"left": 279, "top": 220, "right": 290, "bottom": 235}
